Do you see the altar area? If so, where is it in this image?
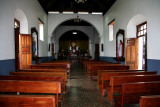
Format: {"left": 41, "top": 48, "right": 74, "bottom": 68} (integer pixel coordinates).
{"left": 58, "top": 40, "right": 90, "bottom": 60}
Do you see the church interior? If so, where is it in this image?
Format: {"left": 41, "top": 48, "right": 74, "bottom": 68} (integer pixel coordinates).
{"left": 0, "top": 0, "right": 160, "bottom": 107}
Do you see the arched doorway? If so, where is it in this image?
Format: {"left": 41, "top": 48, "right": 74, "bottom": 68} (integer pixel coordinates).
{"left": 14, "top": 9, "right": 31, "bottom": 70}
{"left": 58, "top": 30, "right": 89, "bottom": 60}
{"left": 51, "top": 19, "right": 100, "bottom": 59}
{"left": 126, "top": 14, "right": 147, "bottom": 70}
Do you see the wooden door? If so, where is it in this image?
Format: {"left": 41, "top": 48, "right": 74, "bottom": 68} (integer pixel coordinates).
{"left": 95, "top": 44, "right": 99, "bottom": 59}
{"left": 52, "top": 43, "right": 54, "bottom": 56}
{"left": 19, "top": 34, "right": 32, "bottom": 69}
{"left": 125, "top": 38, "right": 138, "bottom": 70}
{"left": 15, "top": 28, "right": 20, "bottom": 71}
{"left": 14, "top": 19, "right": 20, "bottom": 71}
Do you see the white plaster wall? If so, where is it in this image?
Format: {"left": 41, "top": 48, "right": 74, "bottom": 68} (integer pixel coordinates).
{"left": 52, "top": 26, "right": 98, "bottom": 59}
{"left": 103, "top": 0, "right": 160, "bottom": 59}
{"left": 0, "top": 0, "right": 48, "bottom": 60}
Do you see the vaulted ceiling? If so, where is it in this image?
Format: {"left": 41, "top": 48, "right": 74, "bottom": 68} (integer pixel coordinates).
{"left": 38, "top": 0, "right": 116, "bottom": 15}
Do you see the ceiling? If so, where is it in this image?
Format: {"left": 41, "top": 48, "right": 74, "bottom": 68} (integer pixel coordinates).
{"left": 38, "top": 0, "right": 116, "bottom": 15}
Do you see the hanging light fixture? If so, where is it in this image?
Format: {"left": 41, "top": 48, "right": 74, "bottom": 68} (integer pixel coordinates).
{"left": 75, "top": 0, "right": 87, "bottom": 3}
{"left": 74, "top": 15, "right": 81, "bottom": 22}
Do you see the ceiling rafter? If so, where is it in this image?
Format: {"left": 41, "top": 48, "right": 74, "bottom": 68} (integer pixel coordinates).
{"left": 38, "top": 0, "right": 116, "bottom": 15}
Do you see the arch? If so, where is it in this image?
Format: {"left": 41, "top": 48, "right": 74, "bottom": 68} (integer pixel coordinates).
{"left": 52, "top": 18, "right": 100, "bottom": 36}
{"left": 126, "top": 14, "right": 147, "bottom": 38}
{"left": 14, "top": 9, "right": 28, "bottom": 34}
{"left": 50, "top": 16, "right": 102, "bottom": 59}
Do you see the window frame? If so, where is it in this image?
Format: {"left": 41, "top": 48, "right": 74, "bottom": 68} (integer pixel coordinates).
{"left": 38, "top": 18, "right": 44, "bottom": 41}
{"left": 108, "top": 19, "right": 115, "bottom": 41}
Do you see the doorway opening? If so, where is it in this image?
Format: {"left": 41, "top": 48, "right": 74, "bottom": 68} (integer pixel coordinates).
{"left": 59, "top": 30, "right": 89, "bottom": 60}
{"left": 137, "top": 21, "right": 147, "bottom": 70}
{"left": 14, "top": 19, "right": 20, "bottom": 71}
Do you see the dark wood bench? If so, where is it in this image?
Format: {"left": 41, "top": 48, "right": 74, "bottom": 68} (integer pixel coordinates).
{"left": 87, "top": 63, "right": 120, "bottom": 76}
{"left": 98, "top": 71, "right": 157, "bottom": 96}
{"left": 0, "top": 80, "right": 61, "bottom": 107}
{"left": 20, "top": 69, "right": 66, "bottom": 72}
{"left": 108, "top": 74, "right": 160, "bottom": 105}
{"left": 10, "top": 71, "right": 67, "bottom": 92}
{"left": 20, "top": 69, "right": 68, "bottom": 78}
{"left": 0, "top": 95, "right": 56, "bottom": 107}
{"left": 115, "top": 81, "right": 160, "bottom": 107}
{"left": 11, "top": 71, "right": 67, "bottom": 82}
{"left": 30, "top": 64, "right": 70, "bottom": 78}
{"left": 86, "top": 61, "right": 112, "bottom": 74}
{"left": 83, "top": 60, "right": 107, "bottom": 72}
{"left": 139, "top": 95, "right": 160, "bottom": 107}
{"left": 31, "top": 64, "right": 67, "bottom": 70}
{"left": 97, "top": 70, "right": 147, "bottom": 93}
{"left": 39, "top": 62, "right": 71, "bottom": 77}
{"left": 91, "top": 65, "right": 130, "bottom": 79}
{"left": 0, "top": 75, "right": 65, "bottom": 93}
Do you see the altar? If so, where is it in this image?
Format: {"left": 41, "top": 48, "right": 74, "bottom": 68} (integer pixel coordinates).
{"left": 68, "top": 41, "right": 79, "bottom": 59}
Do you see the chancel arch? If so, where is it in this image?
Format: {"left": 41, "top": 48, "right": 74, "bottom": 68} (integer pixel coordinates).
{"left": 48, "top": 14, "right": 103, "bottom": 37}
{"left": 51, "top": 19, "right": 100, "bottom": 59}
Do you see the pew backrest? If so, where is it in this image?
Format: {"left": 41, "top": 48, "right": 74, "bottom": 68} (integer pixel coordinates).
{"left": 31, "top": 65, "right": 67, "bottom": 70}
{"left": 0, "top": 80, "right": 61, "bottom": 107}
{"left": 139, "top": 95, "right": 160, "bottom": 107}
{"left": 91, "top": 65, "right": 129, "bottom": 77}
{"left": 10, "top": 71, "right": 67, "bottom": 82}
{"left": 0, "top": 95, "right": 56, "bottom": 107}
{"left": 120, "top": 81, "right": 160, "bottom": 107}
{"left": 20, "top": 69, "right": 66, "bottom": 72}
{"left": 98, "top": 71, "right": 157, "bottom": 97}
{"left": 109, "top": 74, "right": 160, "bottom": 104}
{"left": 0, "top": 75, "right": 65, "bottom": 93}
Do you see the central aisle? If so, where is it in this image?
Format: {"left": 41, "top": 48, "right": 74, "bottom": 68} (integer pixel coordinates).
{"left": 62, "top": 60, "right": 111, "bottom": 107}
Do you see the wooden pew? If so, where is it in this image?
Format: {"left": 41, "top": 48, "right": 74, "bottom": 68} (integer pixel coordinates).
{"left": 0, "top": 75, "right": 65, "bottom": 93}
{"left": 83, "top": 60, "right": 106, "bottom": 72}
{"left": 0, "top": 95, "right": 56, "bottom": 107}
{"left": 10, "top": 72, "right": 67, "bottom": 92}
{"left": 139, "top": 95, "right": 160, "bottom": 107}
{"left": 31, "top": 64, "right": 67, "bottom": 70}
{"left": 87, "top": 63, "right": 120, "bottom": 76}
{"left": 30, "top": 64, "right": 70, "bottom": 78}
{"left": 98, "top": 70, "right": 146, "bottom": 91}
{"left": 115, "top": 81, "right": 160, "bottom": 107}
{"left": 91, "top": 65, "right": 129, "bottom": 79}
{"left": 85, "top": 60, "right": 110, "bottom": 71}
{"left": 11, "top": 71, "right": 67, "bottom": 82}
{"left": 0, "top": 80, "right": 61, "bottom": 107}
{"left": 39, "top": 62, "right": 71, "bottom": 77}
{"left": 108, "top": 74, "right": 160, "bottom": 105}
{"left": 98, "top": 71, "right": 157, "bottom": 96}
{"left": 20, "top": 69, "right": 66, "bottom": 72}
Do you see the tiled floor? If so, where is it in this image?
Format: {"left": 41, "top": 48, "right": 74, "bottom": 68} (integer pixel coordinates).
{"left": 61, "top": 60, "right": 111, "bottom": 107}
